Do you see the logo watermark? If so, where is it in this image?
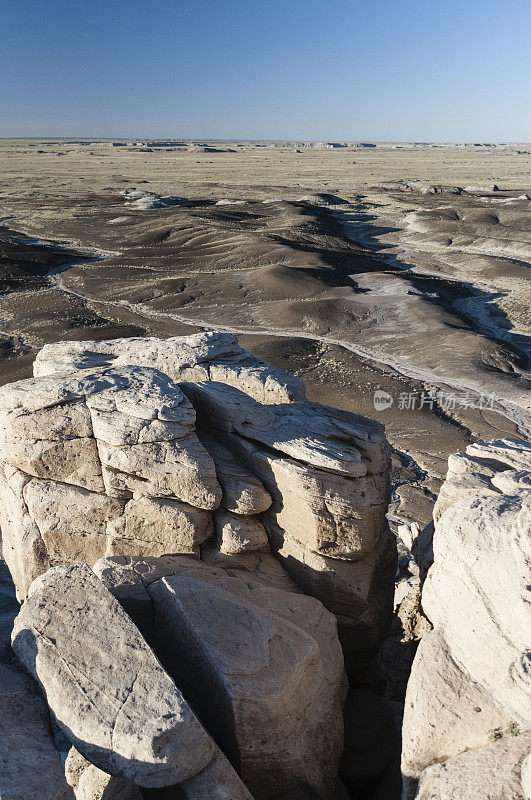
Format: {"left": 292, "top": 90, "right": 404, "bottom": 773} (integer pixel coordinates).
{"left": 373, "top": 389, "right": 495, "bottom": 412}
{"left": 373, "top": 390, "right": 394, "bottom": 411}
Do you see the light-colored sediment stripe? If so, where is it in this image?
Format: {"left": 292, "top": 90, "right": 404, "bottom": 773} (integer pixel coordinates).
{"left": 45, "top": 266, "right": 530, "bottom": 439}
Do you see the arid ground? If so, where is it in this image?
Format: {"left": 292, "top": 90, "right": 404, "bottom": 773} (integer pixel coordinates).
{"left": 1, "top": 139, "right": 530, "bottom": 530}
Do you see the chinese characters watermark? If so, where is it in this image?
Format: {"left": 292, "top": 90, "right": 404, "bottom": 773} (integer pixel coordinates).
{"left": 373, "top": 389, "right": 495, "bottom": 412}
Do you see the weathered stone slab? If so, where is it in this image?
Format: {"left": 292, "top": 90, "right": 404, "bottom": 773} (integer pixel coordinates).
{"left": 97, "top": 435, "right": 221, "bottom": 508}
{"left": 0, "top": 397, "right": 103, "bottom": 491}
{"left": 465, "top": 437, "right": 531, "bottom": 471}
{"left": 415, "top": 732, "right": 531, "bottom": 800}
{"left": 23, "top": 478, "right": 125, "bottom": 564}
{"left": 107, "top": 496, "right": 211, "bottom": 556}
{"left": 0, "top": 663, "right": 73, "bottom": 800}
{"left": 11, "top": 563, "right": 214, "bottom": 787}
{"left": 182, "top": 381, "right": 370, "bottom": 478}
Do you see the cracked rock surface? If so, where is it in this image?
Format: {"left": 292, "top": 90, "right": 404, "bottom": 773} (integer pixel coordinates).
{"left": 401, "top": 438, "right": 531, "bottom": 799}
{"left": 0, "top": 332, "right": 397, "bottom": 798}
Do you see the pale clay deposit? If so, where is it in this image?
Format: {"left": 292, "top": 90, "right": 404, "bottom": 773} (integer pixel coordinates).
{"left": 0, "top": 142, "right": 529, "bottom": 800}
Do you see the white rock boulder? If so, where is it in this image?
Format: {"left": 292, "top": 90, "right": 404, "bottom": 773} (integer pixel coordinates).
{"left": 402, "top": 438, "right": 531, "bottom": 797}
{"left": 11, "top": 563, "right": 215, "bottom": 787}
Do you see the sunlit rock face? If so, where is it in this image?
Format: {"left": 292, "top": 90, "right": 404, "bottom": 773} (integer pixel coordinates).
{"left": 401, "top": 438, "right": 531, "bottom": 800}
{"left": 1, "top": 332, "right": 395, "bottom": 798}
{"left": 0, "top": 333, "right": 393, "bottom": 673}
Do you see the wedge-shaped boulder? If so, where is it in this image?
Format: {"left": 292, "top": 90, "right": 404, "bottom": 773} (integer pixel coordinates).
{"left": 93, "top": 553, "right": 344, "bottom": 680}
{"left": 93, "top": 551, "right": 300, "bottom": 637}
{"left": 402, "top": 440, "right": 531, "bottom": 795}
{"left": 149, "top": 570, "right": 344, "bottom": 800}
{"left": 0, "top": 663, "right": 73, "bottom": 800}
{"left": 33, "top": 332, "right": 305, "bottom": 403}
{"left": 93, "top": 554, "right": 345, "bottom": 798}
{"left": 423, "top": 491, "right": 531, "bottom": 722}
{"left": 401, "top": 627, "right": 512, "bottom": 785}
{"left": 11, "top": 563, "right": 214, "bottom": 787}
{"left": 197, "top": 431, "right": 271, "bottom": 514}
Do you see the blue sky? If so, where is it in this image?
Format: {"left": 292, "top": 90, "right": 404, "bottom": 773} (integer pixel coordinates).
{"left": 2, "top": 0, "right": 530, "bottom": 141}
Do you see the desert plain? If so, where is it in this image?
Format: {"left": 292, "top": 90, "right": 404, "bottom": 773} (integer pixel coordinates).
{"left": 0, "top": 138, "right": 530, "bottom": 532}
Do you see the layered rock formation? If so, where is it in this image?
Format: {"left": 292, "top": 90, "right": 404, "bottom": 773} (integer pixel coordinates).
{"left": 32, "top": 331, "right": 305, "bottom": 404}
{"left": 0, "top": 332, "right": 395, "bottom": 799}
{"left": 0, "top": 332, "right": 393, "bottom": 677}
{"left": 402, "top": 438, "right": 531, "bottom": 799}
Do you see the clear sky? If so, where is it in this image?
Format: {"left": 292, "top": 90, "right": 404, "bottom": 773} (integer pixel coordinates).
{"left": 2, "top": 0, "right": 530, "bottom": 141}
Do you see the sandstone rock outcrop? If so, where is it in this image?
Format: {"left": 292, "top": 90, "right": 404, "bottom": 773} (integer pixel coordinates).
{"left": 0, "top": 366, "right": 220, "bottom": 598}
{"left": 0, "top": 663, "right": 74, "bottom": 800}
{"left": 180, "top": 377, "right": 393, "bottom": 670}
{"left": 402, "top": 438, "right": 531, "bottom": 798}
{"left": 0, "top": 332, "right": 396, "bottom": 798}
{"left": 0, "top": 332, "right": 393, "bottom": 680}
